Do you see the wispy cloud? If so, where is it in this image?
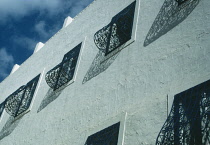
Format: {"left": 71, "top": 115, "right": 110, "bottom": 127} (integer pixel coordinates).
{"left": 0, "top": 0, "right": 94, "bottom": 82}
{"left": 0, "top": 48, "right": 14, "bottom": 82}
{"left": 34, "top": 21, "right": 60, "bottom": 40}
{"left": 11, "top": 21, "right": 60, "bottom": 53}
{"left": 0, "top": 0, "right": 63, "bottom": 23}
{"left": 35, "top": 21, "right": 49, "bottom": 39}
{"left": 65, "top": 0, "right": 94, "bottom": 17}
{"left": 12, "top": 35, "right": 37, "bottom": 51}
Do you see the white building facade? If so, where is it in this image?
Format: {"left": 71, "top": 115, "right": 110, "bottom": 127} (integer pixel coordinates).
{"left": 0, "top": 0, "right": 209, "bottom": 144}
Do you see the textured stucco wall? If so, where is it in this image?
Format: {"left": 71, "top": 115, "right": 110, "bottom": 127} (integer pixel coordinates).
{"left": 0, "top": 0, "right": 209, "bottom": 144}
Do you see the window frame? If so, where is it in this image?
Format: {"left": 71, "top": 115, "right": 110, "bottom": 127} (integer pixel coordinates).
{"left": 45, "top": 39, "right": 85, "bottom": 91}
{"left": 4, "top": 74, "right": 41, "bottom": 119}
{"left": 0, "top": 69, "right": 44, "bottom": 124}
{"left": 94, "top": 0, "right": 140, "bottom": 61}
{"left": 156, "top": 79, "right": 210, "bottom": 145}
{"left": 84, "top": 112, "right": 127, "bottom": 145}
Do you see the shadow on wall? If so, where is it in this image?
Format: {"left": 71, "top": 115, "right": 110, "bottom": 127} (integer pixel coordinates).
{"left": 82, "top": 50, "right": 120, "bottom": 84}
{"left": 0, "top": 116, "right": 22, "bottom": 141}
{"left": 85, "top": 122, "right": 120, "bottom": 145}
{"left": 156, "top": 79, "right": 210, "bottom": 144}
{"left": 37, "top": 86, "right": 66, "bottom": 113}
{"left": 144, "top": 0, "right": 200, "bottom": 47}
{"left": 82, "top": 1, "right": 136, "bottom": 84}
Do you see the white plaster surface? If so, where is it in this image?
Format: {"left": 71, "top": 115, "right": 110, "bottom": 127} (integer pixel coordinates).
{"left": 33, "top": 42, "right": 45, "bottom": 53}
{"left": 62, "top": 16, "right": 73, "bottom": 28}
{"left": 10, "top": 64, "right": 20, "bottom": 74}
{"left": 0, "top": 0, "right": 209, "bottom": 144}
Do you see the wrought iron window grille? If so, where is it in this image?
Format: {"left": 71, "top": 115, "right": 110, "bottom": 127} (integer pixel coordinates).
{"left": 4, "top": 74, "right": 40, "bottom": 118}
{"left": 94, "top": 1, "right": 136, "bottom": 56}
{"left": 85, "top": 122, "right": 120, "bottom": 145}
{"left": 45, "top": 43, "right": 82, "bottom": 91}
{"left": 156, "top": 80, "right": 210, "bottom": 145}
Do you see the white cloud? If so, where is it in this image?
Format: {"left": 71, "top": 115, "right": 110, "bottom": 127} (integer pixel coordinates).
{"left": 0, "top": 0, "right": 63, "bottom": 23}
{"left": 66, "top": 0, "right": 94, "bottom": 17}
{"left": 0, "top": 48, "right": 14, "bottom": 81}
{"left": 0, "top": 0, "right": 94, "bottom": 82}
{"left": 35, "top": 21, "right": 49, "bottom": 39}
{"left": 12, "top": 35, "right": 37, "bottom": 51}
{"left": 34, "top": 21, "right": 60, "bottom": 40}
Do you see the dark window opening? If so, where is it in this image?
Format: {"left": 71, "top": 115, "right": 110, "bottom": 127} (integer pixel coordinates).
{"left": 85, "top": 122, "right": 120, "bottom": 145}
{"left": 45, "top": 43, "right": 82, "bottom": 91}
{"left": 156, "top": 80, "right": 210, "bottom": 145}
{"left": 94, "top": 1, "right": 136, "bottom": 56}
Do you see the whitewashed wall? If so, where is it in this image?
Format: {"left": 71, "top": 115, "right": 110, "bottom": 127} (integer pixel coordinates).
{"left": 0, "top": 0, "right": 209, "bottom": 144}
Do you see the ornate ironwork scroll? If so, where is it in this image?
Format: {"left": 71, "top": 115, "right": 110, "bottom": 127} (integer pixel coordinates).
{"left": 85, "top": 122, "right": 120, "bottom": 145}
{"left": 45, "top": 43, "right": 82, "bottom": 90}
{"left": 83, "top": 2, "right": 136, "bottom": 84}
{"left": 156, "top": 80, "right": 210, "bottom": 145}
{"left": 94, "top": 1, "right": 136, "bottom": 56}
{"left": 5, "top": 74, "right": 40, "bottom": 117}
{"left": 144, "top": 0, "right": 200, "bottom": 47}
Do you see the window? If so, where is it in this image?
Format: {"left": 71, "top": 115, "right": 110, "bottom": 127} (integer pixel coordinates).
{"left": 45, "top": 43, "right": 82, "bottom": 91}
{"left": 4, "top": 74, "right": 40, "bottom": 118}
{"left": 176, "top": 0, "right": 190, "bottom": 6}
{"left": 94, "top": 1, "right": 136, "bottom": 56}
{"left": 85, "top": 122, "right": 120, "bottom": 145}
{"left": 156, "top": 80, "right": 210, "bottom": 145}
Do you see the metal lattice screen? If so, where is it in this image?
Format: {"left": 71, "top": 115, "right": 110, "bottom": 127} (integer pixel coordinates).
{"left": 45, "top": 43, "right": 82, "bottom": 91}
{"left": 4, "top": 74, "right": 40, "bottom": 117}
{"left": 156, "top": 80, "right": 210, "bottom": 145}
{"left": 94, "top": 1, "right": 136, "bottom": 56}
{"left": 85, "top": 122, "right": 120, "bottom": 145}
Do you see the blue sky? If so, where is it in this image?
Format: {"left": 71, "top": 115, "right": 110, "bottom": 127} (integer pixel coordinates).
{"left": 0, "top": 0, "right": 94, "bottom": 83}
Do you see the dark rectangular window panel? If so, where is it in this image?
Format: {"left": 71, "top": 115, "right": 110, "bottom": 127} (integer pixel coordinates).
{"left": 94, "top": 1, "right": 136, "bottom": 56}
{"left": 45, "top": 43, "right": 82, "bottom": 91}
{"left": 176, "top": 0, "right": 190, "bottom": 6}
{"left": 85, "top": 122, "right": 120, "bottom": 145}
{"left": 5, "top": 74, "right": 40, "bottom": 117}
{"left": 156, "top": 80, "right": 210, "bottom": 145}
